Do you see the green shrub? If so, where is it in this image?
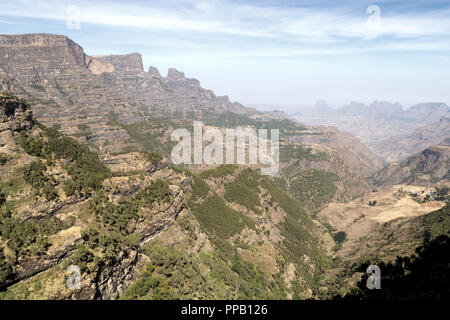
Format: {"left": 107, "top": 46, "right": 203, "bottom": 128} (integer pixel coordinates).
{"left": 333, "top": 231, "right": 347, "bottom": 244}
{"left": 76, "top": 124, "right": 90, "bottom": 131}
{"left": 0, "top": 248, "right": 13, "bottom": 285}
{"left": 287, "top": 170, "right": 340, "bottom": 211}
{"left": 224, "top": 169, "right": 261, "bottom": 214}
{"left": 0, "top": 153, "right": 8, "bottom": 165}
{"left": 0, "top": 215, "right": 67, "bottom": 258}
{"left": 193, "top": 195, "right": 254, "bottom": 239}
{"left": 134, "top": 179, "right": 172, "bottom": 206}
{"left": 199, "top": 165, "right": 237, "bottom": 179}
{"left": 142, "top": 151, "right": 162, "bottom": 164}
{"left": 19, "top": 125, "right": 110, "bottom": 196}
{"left": 0, "top": 189, "right": 5, "bottom": 206}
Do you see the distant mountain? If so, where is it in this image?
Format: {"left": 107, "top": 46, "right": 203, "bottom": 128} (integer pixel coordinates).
{"left": 404, "top": 103, "right": 450, "bottom": 122}
{"left": 294, "top": 100, "right": 449, "bottom": 163}
{"left": 313, "top": 100, "right": 330, "bottom": 113}
{"left": 339, "top": 101, "right": 368, "bottom": 115}
{"left": 338, "top": 100, "right": 403, "bottom": 118}
{"left": 371, "top": 138, "right": 450, "bottom": 187}
{"left": 263, "top": 109, "right": 292, "bottom": 120}
{"left": 337, "top": 101, "right": 448, "bottom": 120}
{"left": 369, "top": 116, "right": 450, "bottom": 163}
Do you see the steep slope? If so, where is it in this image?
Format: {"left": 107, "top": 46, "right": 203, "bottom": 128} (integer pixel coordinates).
{"left": 0, "top": 94, "right": 331, "bottom": 299}
{"left": 315, "top": 184, "right": 449, "bottom": 297}
{"left": 371, "top": 138, "right": 450, "bottom": 188}
{"left": 0, "top": 33, "right": 381, "bottom": 212}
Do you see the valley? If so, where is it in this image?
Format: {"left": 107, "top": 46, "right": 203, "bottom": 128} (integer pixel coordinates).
{"left": 0, "top": 33, "right": 448, "bottom": 300}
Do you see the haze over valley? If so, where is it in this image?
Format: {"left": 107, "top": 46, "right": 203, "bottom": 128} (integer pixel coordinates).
{"left": 0, "top": 0, "right": 449, "bottom": 301}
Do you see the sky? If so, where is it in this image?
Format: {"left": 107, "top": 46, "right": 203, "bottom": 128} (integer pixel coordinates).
{"left": 1, "top": 0, "right": 450, "bottom": 111}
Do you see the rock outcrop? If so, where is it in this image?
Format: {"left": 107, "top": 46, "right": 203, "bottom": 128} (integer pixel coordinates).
{"left": 0, "top": 93, "right": 33, "bottom": 131}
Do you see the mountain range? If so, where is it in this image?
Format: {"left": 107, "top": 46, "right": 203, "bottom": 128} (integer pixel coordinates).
{"left": 0, "top": 33, "right": 448, "bottom": 300}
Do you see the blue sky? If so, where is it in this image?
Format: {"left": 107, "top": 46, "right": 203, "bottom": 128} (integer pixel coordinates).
{"left": 1, "top": 0, "right": 450, "bottom": 110}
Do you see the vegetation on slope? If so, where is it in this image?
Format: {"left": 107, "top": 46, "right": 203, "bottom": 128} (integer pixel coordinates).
{"left": 285, "top": 170, "right": 340, "bottom": 212}
{"left": 19, "top": 123, "right": 110, "bottom": 196}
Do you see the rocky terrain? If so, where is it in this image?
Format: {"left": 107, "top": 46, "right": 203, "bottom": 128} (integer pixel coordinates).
{"left": 0, "top": 33, "right": 383, "bottom": 211}
{"left": 0, "top": 33, "right": 448, "bottom": 300}
{"left": 0, "top": 94, "right": 334, "bottom": 299}
{"left": 294, "top": 101, "right": 449, "bottom": 163}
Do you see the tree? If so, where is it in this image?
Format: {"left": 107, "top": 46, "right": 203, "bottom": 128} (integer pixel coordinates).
{"left": 333, "top": 231, "right": 347, "bottom": 244}
{"left": 0, "top": 248, "right": 12, "bottom": 285}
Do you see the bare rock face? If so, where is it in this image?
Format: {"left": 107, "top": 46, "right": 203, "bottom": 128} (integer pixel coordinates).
{"left": 0, "top": 93, "right": 33, "bottom": 132}
{"left": 95, "top": 250, "right": 147, "bottom": 300}
{"left": 0, "top": 33, "right": 87, "bottom": 81}
{"left": 167, "top": 67, "right": 185, "bottom": 80}
{"left": 148, "top": 66, "right": 161, "bottom": 78}
{"left": 85, "top": 55, "right": 115, "bottom": 75}
{"left": 95, "top": 52, "right": 144, "bottom": 77}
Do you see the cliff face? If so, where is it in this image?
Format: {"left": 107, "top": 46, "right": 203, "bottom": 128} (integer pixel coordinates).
{"left": 0, "top": 34, "right": 87, "bottom": 80}
{"left": 0, "top": 33, "right": 256, "bottom": 133}
{"left": 96, "top": 53, "right": 144, "bottom": 76}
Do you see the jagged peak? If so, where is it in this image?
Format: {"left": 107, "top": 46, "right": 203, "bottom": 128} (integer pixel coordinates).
{"left": 148, "top": 66, "right": 161, "bottom": 78}
{"left": 167, "top": 68, "right": 185, "bottom": 79}
{"left": 95, "top": 52, "right": 144, "bottom": 73}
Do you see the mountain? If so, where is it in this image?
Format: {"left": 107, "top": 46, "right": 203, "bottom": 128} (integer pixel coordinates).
{"left": 371, "top": 138, "right": 450, "bottom": 188}
{"left": 3, "top": 33, "right": 444, "bottom": 300}
{"left": 369, "top": 116, "right": 450, "bottom": 163}
{"left": 336, "top": 101, "right": 403, "bottom": 118}
{"left": 0, "top": 93, "right": 333, "bottom": 299}
{"left": 404, "top": 103, "right": 450, "bottom": 122}
{"left": 0, "top": 33, "right": 382, "bottom": 207}
{"left": 294, "top": 101, "right": 449, "bottom": 164}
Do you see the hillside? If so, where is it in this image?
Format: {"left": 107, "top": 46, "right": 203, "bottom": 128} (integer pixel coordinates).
{"left": 1, "top": 33, "right": 447, "bottom": 301}
{"left": 0, "top": 94, "right": 333, "bottom": 299}
{"left": 371, "top": 138, "right": 450, "bottom": 188}
{"left": 369, "top": 117, "right": 450, "bottom": 163}
{"left": 0, "top": 33, "right": 382, "bottom": 212}
{"left": 315, "top": 184, "right": 449, "bottom": 297}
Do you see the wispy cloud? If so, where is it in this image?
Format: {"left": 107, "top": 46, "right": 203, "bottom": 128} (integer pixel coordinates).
{"left": 2, "top": 0, "right": 450, "bottom": 44}
{"left": 1, "top": 0, "right": 450, "bottom": 106}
